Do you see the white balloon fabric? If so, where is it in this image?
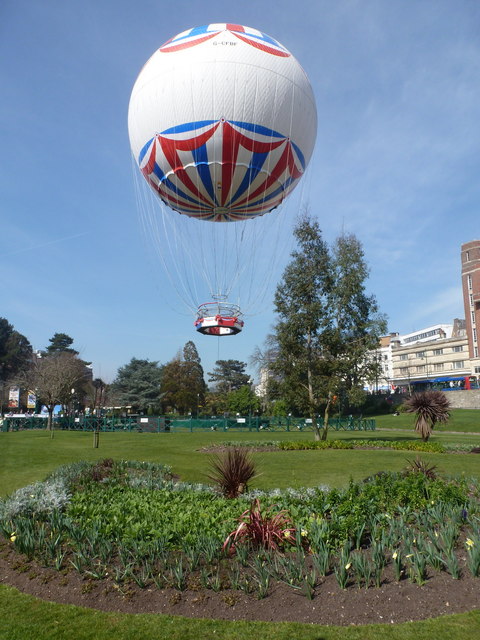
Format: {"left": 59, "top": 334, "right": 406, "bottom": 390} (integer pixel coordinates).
{"left": 128, "top": 24, "right": 317, "bottom": 222}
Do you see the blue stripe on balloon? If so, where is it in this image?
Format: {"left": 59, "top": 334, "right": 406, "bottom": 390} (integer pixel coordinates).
{"left": 162, "top": 120, "right": 216, "bottom": 135}
{"left": 156, "top": 170, "right": 211, "bottom": 209}
{"left": 227, "top": 151, "right": 268, "bottom": 206}
{"left": 191, "top": 144, "right": 216, "bottom": 203}
{"left": 245, "top": 176, "right": 296, "bottom": 209}
{"left": 243, "top": 31, "right": 284, "bottom": 48}
{"left": 138, "top": 137, "right": 155, "bottom": 165}
{"left": 290, "top": 140, "right": 306, "bottom": 170}
{"left": 230, "top": 120, "right": 284, "bottom": 138}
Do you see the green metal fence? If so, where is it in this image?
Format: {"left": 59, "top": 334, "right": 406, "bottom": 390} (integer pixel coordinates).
{"left": 2, "top": 414, "right": 375, "bottom": 433}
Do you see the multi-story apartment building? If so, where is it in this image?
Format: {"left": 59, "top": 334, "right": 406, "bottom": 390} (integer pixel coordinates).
{"left": 461, "top": 240, "right": 480, "bottom": 376}
{"left": 390, "top": 319, "right": 471, "bottom": 390}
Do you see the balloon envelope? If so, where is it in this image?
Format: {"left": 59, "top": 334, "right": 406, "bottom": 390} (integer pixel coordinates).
{"left": 128, "top": 24, "right": 317, "bottom": 222}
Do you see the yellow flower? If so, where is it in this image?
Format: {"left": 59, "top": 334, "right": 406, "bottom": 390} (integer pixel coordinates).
{"left": 392, "top": 551, "right": 398, "bottom": 560}
{"left": 284, "top": 530, "right": 291, "bottom": 538}
{"left": 405, "top": 554, "right": 413, "bottom": 559}
{"left": 466, "top": 538, "right": 475, "bottom": 548}
{"left": 345, "top": 563, "right": 351, "bottom": 570}
{"left": 10, "top": 534, "right": 16, "bottom": 542}
{"left": 301, "top": 529, "right": 308, "bottom": 537}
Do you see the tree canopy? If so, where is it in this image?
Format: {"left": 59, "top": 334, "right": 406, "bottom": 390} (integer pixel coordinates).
{"left": 22, "top": 352, "right": 89, "bottom": 431}
{"left": 161, "top": 341, "right": 206, "bottom": 414}
{"left": 208, "top": 360, "right": 250, "bottom": 394}
{"left": 110, "top": 358, "right": 163, "bottom": 413}
{"left": 272, "top": 214, "right": 387, "bottom": 440}
{"left": 45, "top": 333, "right": 79, "bottom": 356}
{"left": 0, "top": 317, "right": 33, "bottom": 382}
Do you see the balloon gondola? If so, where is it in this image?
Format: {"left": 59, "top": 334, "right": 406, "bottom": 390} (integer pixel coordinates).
{"left": 128, "top": 23, "right": 317, "bottom": 334}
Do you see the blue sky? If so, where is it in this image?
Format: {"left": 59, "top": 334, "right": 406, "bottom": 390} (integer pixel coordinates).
{"left": 1, "top": 0, "right": 479, "bottom": 382}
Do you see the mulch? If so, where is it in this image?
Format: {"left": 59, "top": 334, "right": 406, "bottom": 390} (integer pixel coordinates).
{"left": 1, "top": 539, "right": 479, "bottom": 626}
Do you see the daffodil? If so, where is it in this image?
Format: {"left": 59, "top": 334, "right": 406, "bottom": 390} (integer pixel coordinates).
{"left": 345, "top": 562, "right": 351, "bottom": 570}
{"left": 10, "top": 533, "right": 16, "bottom": 543}
{"left": 392, "top": 551, "right": 398, "bottom": 560}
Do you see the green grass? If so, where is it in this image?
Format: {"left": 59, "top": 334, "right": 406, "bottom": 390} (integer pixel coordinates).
{"left": 372, "top": 408, "right": 480, "bottom": 433}
{"left": 2, "top": 425, "right": 480, "bottom": 639}
{"left": 2, "top": 428, "right": 480, "bottom": 496}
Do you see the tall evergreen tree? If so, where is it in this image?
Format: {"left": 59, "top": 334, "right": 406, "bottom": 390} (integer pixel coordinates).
{"left": 207, "top": 360, "right": 250, "bottom": 394}
{"left": 273, "top": 214, "right": 386, "bottom": 440}
{"left": 160, "top": 342, "right": 206, "bottom": 414}
{"left": 110, "top": 358, "right": 163, "bottom": 413}
{"left": 45, "top": 333, "right": 79, "bottom": 355}
{"left": 0, "top": 318, "right": 33, "bottom": 382}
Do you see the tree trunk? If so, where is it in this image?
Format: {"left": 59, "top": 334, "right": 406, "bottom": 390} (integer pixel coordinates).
{"left": 321, "top": 392, "right": 332, "bottom": 441}
{"left": 307, "top": 362, "right": 321, "bottom": 441}
{"left": 47, "top": 407, "right": 54, "bottom": 439}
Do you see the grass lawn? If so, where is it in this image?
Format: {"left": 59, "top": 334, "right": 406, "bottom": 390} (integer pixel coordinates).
{"left": 1, "top": 425, "right": 480, "bottom": 639}
{"left": 2, "top": 428, "right": 480, "bottom": 496}
{"left": 372, "top": 408, "right": 480, "bottom": 433}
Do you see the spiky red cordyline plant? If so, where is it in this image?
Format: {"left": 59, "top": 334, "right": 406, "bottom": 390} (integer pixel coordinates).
{"left": 223, "top": 498, "right": 296, "bottom": 554}
{"left": 404, "top": 390, "right": 450, "bottom": 442}
{"left": 207, "top": 447, "right": 257, "bottom": 498}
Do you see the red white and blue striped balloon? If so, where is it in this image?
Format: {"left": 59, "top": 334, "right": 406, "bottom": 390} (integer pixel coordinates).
{"left": 128, "top": 24, "right": 317, "bottom": 222}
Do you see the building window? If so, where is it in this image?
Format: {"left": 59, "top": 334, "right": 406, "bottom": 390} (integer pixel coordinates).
{"left": 434, "top": 363, "right": 444, "bottom": 371}
{"left": 453, "top": 361, "right": 465, "bottom": 369}
{"left": 475, "top": 347, "right": 479, "bottom": 358}
{"left": 472, "top": 311, "right": 476, "bottom": 325}
{"left": 453, "top": 345, "right": 463, "bottom": 352}
{"left": 417, "top": 365, "right": 426, "bottom": 373}
{"left": 400, "top": 367, "right": 409, "bottom": 375}
{"left": 474, "top": 328, "right": 477, "bottom": 342}
{"left": 470, "top": 294, "right": 474, "bottom": 306}
{"left": 433, "top": 349, "right": 443, "bottom": 356}
{"left": 468, "top": 274, "right": 473, "bottom": 289}
{"left": 400, "top": 354, "right": 408, "bottom": 361}
{"left": 475, "top": 366, "right": 480, "bottom": 374}
{"left": 466, "top": 251, "right": 470, "bottom": 261}
{"left": 416, "top": 351, "right": 425, "bottom": 358}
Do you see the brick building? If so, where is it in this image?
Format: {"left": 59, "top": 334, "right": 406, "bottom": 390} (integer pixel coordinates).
{"left": 461, "top": 240, "right": 480, "bottom": 375}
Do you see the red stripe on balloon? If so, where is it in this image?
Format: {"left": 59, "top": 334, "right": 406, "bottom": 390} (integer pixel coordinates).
{"left": 160, "top": 32, "right": 218, "bottom": 53}
{"left": 233, "top": 33, "right": 290, "bottom": 57}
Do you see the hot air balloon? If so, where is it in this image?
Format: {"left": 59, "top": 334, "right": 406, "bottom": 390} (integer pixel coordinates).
{"left": 128, "top": 23, "right": 317, "bottom": 334}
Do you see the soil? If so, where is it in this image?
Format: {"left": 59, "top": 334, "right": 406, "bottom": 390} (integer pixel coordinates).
{"left": 1, "top": 539, "right": 479, "bottom": 626}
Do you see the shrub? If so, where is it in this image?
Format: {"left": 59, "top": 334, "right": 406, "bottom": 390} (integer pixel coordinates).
{"left": 223, "top": 498, "right": 295, "bottom": 552}
{"left": 404, "top": 456, "right": 438, "bottom": 479}
{"left": 207, "top": 447, "right": 257, "bottom": 498}
{"left": 404, "top": 391, "right": 450, "bottom": 441}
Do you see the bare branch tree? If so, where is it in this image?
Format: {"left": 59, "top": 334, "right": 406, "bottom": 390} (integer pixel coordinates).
{"left": 22, "top": 353, "right": 90, "bottom": 435}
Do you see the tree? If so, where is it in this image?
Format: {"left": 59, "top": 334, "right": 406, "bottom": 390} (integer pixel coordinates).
{"left": 227, "top": 385, "right": 261, "bottom": 416}
{"left": 84, "top": 378, "right": 108, "bottom": 415}
{"left": 273, "top": 214, "right": 386, "bottom": 440}
{"left": 0, "top": 317, "right": 33, "bottom": 382}
{"left": 273, "top": 215, "right": 334, "bottom": 440}
{"left": 327, "top": 232, "right": 388, "bottom": 427}
{"left": 182, "top": 341, "right": 207, "bottom": 411}
{"left": 160, "top": 342, "right": 206, "bottom": 414}
{"left": 110, "top": 358, "right": 163, "bottom": 414}
{"left": 22, "top": 352, "right": 89, "bottom": 433}
{"left": 404, "top": 390, "right": 450, "bottom": 441}
{"left": 208, "top": 360, "right": 250, "bottom": 394}
{"left": 45, "top": 333, "right": 79, "bottom": 356}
